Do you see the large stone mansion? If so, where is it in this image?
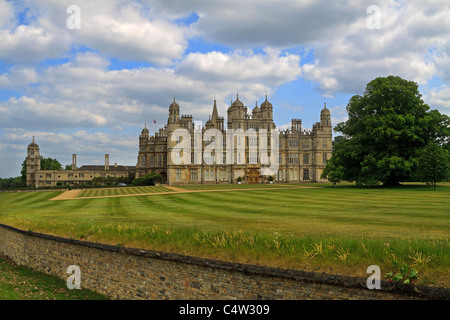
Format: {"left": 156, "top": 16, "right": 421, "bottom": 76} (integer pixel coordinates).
{"left": 25, "top": 94, "right": 332, "bottom": 187}
{"left": 136, "top": 95, "right": 332, "bottom": 185}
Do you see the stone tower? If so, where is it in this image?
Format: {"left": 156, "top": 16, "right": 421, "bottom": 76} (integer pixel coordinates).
{"left": 26, "top": 136, "right": 40, "bottom": 187}
{"left": 167, "top": 98, "right": 180, "bottom": 132}
{"left": 320, "top": 103, "right": 332, "bottom": 131}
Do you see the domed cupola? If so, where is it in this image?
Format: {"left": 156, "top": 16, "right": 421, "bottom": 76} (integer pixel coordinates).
{"left": 169, "top": 97, "right": 180, "bottom": 112}
{"left": 231, "top": 94, "right": 244, "bottom": 108}
{"left": 260, "top": 95, "right": 273, "bottom": 109}
{"left": 141, "top": 123, "right": 149, "bottom": 138}
{"left": 28, "top": 136, "right": 39, "bottom": 151}
{"left": 320, "top": 103, "right": 331, "bottom": 127}
{"left": 321, "top": 103, "right": 331, "bottom": 115}
{"left": 168, "top": 97, "right": 180, "bottom": 125}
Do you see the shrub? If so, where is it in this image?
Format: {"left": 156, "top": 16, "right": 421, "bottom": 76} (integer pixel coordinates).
{"left": 131, "top": 172, "right": 163, "bottom": 186}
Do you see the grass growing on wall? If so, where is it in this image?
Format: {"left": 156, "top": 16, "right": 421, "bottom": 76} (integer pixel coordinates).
{"left": 0, "top": 183, "right": 448, "bottom": 287}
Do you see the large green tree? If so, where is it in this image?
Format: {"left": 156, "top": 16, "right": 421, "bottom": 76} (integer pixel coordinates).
{"left": 322, "top": 76, "right": 450, "bottom": 186}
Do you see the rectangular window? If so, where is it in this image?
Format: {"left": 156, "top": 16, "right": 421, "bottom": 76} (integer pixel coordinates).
{"left": 289, "top": 139, "right": 298, "bottom": 147}
{"left": 190, "top": 169, "right": 197, "bottom": 181}
{"left": 303, "top": 169, "right": 310, "bottom": 181}
{"left": 303, "top": 153, "right": 309, "bottom": 165}
{"left": 150, "top": 155, "right": 155, "bottom": 167}
{"left": 158, "top": 155, "right": 162, "bottom": 167}
{"left": 249, "top": 152, "right": 258, "bottom": 164}
{"left": 323, "top": 153, "right": 327, "bottom": 164}
{"left": 79, "top": 174, "right": 85, "bottom": 178}
{"left": 140, "top": 156, "right": 146, "bottom": 167}
{"left": 176, "top": 169, "right": 181, "bottom": 182}
{"left": 249, "top": 136, "right": 258, "bottom": 147}
{"left": 46, "top": 173, "right": 52, "bottom": 178}
{"left": 323, "top": 139, "right": 327, "bottom": 147}
{"left": 205, "top": 169, "right": 214, "bottom": 181}
{"left": 289, "top": 153, "right": 298, "bottom": 164}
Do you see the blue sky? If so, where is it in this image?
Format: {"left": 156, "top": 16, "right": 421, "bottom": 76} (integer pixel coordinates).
{"left": 0, "top": 0, "right": 449, "bottom": 178}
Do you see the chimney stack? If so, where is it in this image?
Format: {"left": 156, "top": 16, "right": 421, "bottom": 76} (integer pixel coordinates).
{"left": 105, "top": 154, "right": 109, "bottom": 171}
{"left": 72, "top": 154, "right": 77, "bottom": 170}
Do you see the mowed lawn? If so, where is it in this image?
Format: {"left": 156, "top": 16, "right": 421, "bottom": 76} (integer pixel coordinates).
{"left": 0, "top": 183, "right": 448, "bottom": 287}
{"left": 75, "top": 186, "right": 172, "bottom": 198}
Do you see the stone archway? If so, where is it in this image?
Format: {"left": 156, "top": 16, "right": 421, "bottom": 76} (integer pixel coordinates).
{"left": 246, "top": 169, "right": 261, "bottom": 184}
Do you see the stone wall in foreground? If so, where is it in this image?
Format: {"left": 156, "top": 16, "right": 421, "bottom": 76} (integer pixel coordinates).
{"left": 0, "top": 223, "right": 447, "bottom": 300}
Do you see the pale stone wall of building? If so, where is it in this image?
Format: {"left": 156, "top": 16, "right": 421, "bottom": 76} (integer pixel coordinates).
{"left": 1, "top": 224, "right": 447, "bottom": 300}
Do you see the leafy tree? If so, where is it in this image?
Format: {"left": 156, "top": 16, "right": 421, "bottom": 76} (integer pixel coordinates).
{"left": 0, "top": 177, "right": 26, "bottom": 189}
{"left": 322, "top": 76, "right": 450, "bottom": 186}
{"left": 416, "top": 142, "right": 450, "bottom": 190}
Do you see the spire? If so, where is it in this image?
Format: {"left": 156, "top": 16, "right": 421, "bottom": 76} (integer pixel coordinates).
{"left": 212, "top": 99, "right": 219, "bottom": 120}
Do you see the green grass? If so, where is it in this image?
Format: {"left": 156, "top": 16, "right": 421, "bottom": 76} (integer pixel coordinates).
{"left": 0, "top": 183, "right": 448, "bottom": 287}
{"left": 0, "top": 255, "right": 108, "bottom": 300}
{"left": 76, "top": 186, "right": 172, "bottom": 198}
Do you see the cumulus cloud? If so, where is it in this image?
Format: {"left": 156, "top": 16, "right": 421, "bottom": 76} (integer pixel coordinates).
{"left": 0, "top": 66, "right": 38, "bottom": 89}
{"left": 424, "top": 85, "right": 450, "bottom": 113}
{"left": 0, "top": 47, "right": 302, "bottom": 130}
{"left": 177, "top": 48, "right": 301, "bottom": 85}
{"left": 146, "top": 0, "right": 369, "bottom": 47}
{"left": 301, "top": 0, "right": 450, "bottom": 96}
{"left": 0, "top": 0, "right": 190, "bottom": 65}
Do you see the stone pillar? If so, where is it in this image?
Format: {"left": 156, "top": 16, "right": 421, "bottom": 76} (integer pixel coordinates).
{"left": 72, "top": 154, "right": 77, "bottom": 170}
{"left": 105, "top": 154, "right": 110, "bottom": 171}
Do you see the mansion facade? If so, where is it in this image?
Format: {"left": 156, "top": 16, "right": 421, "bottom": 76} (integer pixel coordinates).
{"left": 136, "top": 95, "right": 332, "bottom": 185}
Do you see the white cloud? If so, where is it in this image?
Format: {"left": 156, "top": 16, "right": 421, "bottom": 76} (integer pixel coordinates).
{"left": 0, "top": 96, "right": 107, "bottom": 129}
{"left": 177, "top": 48, "right": 301, "bottom": 86}
{"left": 0, "top": 48, "right": 302, "bottom": 130}
{"left": 301, "top": 1, "right": 450, "bottom": 96}
{"left": 0, "top": 66, "right": 38, "bottom": 89}
{"left": 424, "top": 85, "right": 450, "bottom": 114}
{"left": 0, "top": 0, "right": 190, "bottom": 65}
